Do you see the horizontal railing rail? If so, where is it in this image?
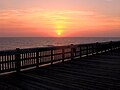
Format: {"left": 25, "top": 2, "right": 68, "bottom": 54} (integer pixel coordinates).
{"left": 0, "top": 41, "right": 120, "bottom": 74}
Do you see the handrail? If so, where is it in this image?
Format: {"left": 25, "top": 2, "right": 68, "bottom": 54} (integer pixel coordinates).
{"left": 0, "top": 41, "right": 120, "bottom": 74}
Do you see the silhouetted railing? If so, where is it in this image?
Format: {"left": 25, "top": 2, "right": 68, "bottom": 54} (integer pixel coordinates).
{"left": 0, "top": 41, "right": 120, "bottom": 74}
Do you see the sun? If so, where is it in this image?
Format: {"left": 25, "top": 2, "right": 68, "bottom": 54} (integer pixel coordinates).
{"left": 57, "top": 32, "right": 61, "bottom": 36}
{"left": 56, "top": 30, "right": 63, "bottom": 36}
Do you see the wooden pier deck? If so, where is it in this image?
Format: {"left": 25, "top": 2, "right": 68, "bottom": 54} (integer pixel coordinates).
{"left": 0, "top": 49, "right": 120, "bottom": 90}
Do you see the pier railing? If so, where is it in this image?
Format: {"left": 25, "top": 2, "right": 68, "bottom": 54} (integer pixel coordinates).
{"left": 0, "top": 41, "right": 120, "bottom": 74}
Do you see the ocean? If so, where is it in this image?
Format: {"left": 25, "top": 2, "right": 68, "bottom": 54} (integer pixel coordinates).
{"left": 0, "top": 37, "right": 120, "bottom": 51}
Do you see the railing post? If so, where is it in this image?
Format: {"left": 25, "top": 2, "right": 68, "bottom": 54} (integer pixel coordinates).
{"left": 110, "top": 41, "right": 113, "bottom": 51}
{"left": 119, "top": 41, "right": 120, "bottom": 48}
{"left": 71, "top": 44, "right": 74, "bottom": 60}
{"left": 51, "top": 49, "right": 53, "bottom": 65}
{"left": 62, "top": 48, "right": 65, "bottom": 62}
{"left": 86, "top": 45, "right": 89, "bottom": 56}
{"left": 36, "top": 51, "right": 39, "bottom": 68}
{"left": 96, "top": 42, "right": 99, "bottom": 54}
{"left": 105, "top": 43, "right": 107, "bottom": 52}
{"left": 92, "top": 44, "right": 94, "bottom": 55}
{"left": 15, "top": 48, "right": 21, "bottom": 73}
{"left": 117, "top": 41, "right": 119, "bottom": 49}
{"left": 80, "top": 46, "right": 82, "bottom": 58}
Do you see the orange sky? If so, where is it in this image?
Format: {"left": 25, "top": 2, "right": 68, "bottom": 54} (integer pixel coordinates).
{"left": 0, "top": 0, "right": 120, "bottom": 37}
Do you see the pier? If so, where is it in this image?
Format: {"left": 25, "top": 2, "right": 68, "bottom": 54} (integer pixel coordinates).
{"left": 0, "top": 41, "right": 120, "bottom": 89}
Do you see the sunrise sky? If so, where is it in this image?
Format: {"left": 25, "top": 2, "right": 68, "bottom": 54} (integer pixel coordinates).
{"left": 0, "top": 0, "right": 120, "bottom": 37}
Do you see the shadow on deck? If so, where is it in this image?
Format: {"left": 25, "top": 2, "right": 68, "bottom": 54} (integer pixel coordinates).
{"left": 0, "top": 49, "right": 120, "bottom": 90}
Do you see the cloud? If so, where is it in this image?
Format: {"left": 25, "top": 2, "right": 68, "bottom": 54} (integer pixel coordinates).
{"left": 105, "top": 0, "right": 112, "bottom": 1}
{"left": 0, "top": 8, "right": 120, "bottom": 30}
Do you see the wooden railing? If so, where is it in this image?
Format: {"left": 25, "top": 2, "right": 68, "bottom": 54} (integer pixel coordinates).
{"left": 0, "top": 41, "right": 120, "bottom": 74}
